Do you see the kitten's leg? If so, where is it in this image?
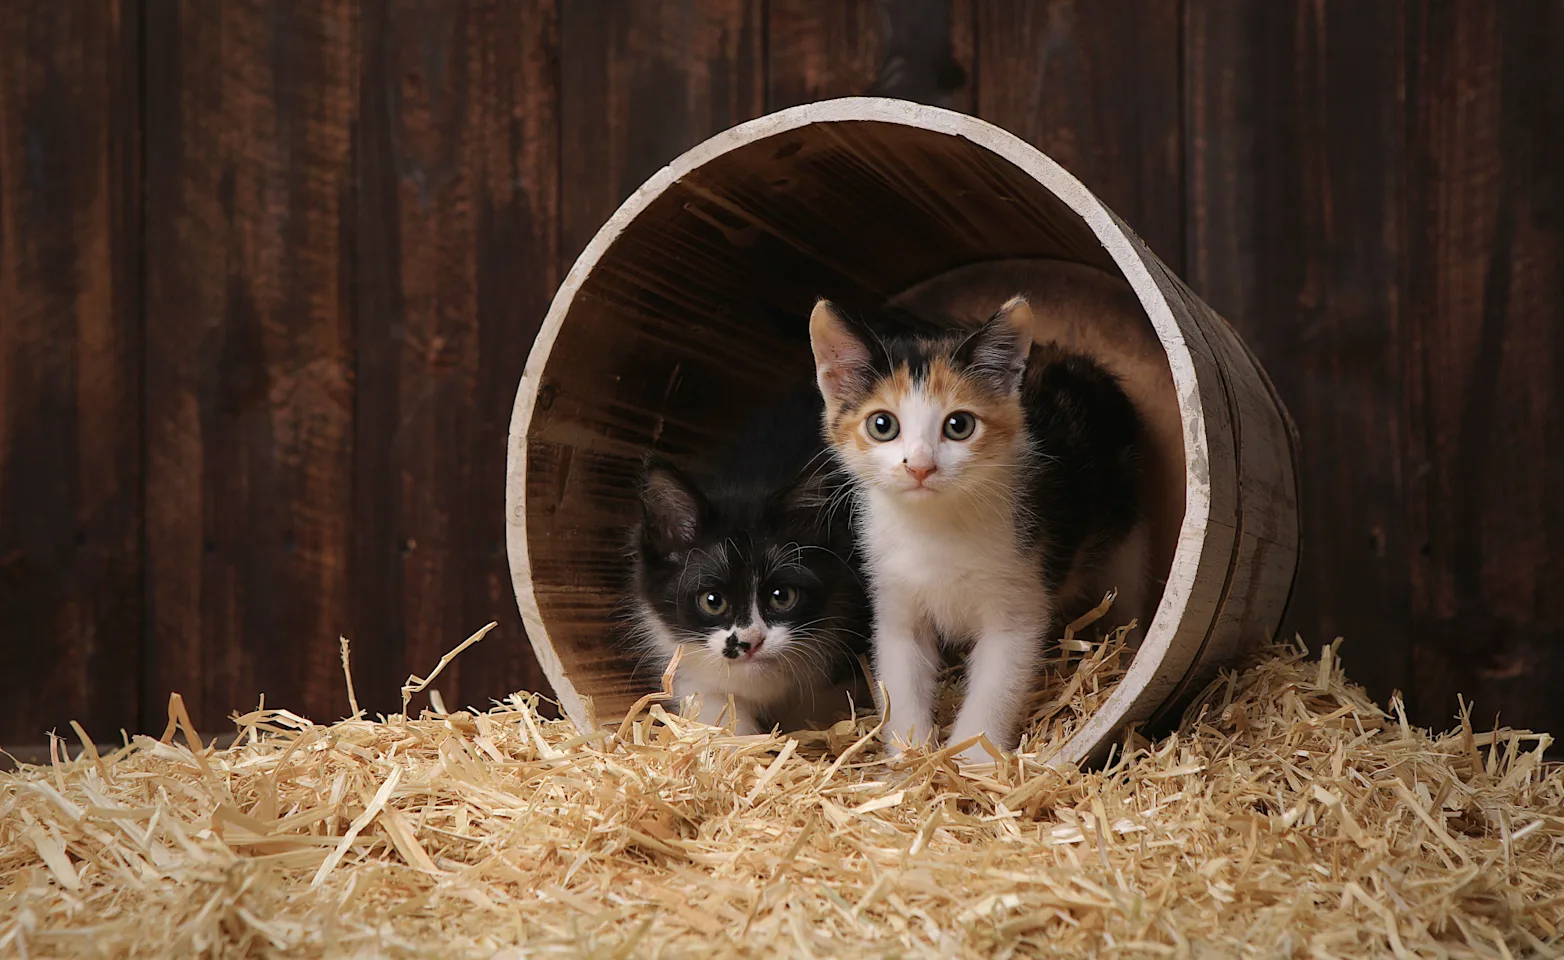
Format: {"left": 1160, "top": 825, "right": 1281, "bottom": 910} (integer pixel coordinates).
{"left": 949, "top": 623, "right": 1043, "bottom": 764}
{"left": 674, "top": 678, "right": 759, "bottom": 735}
{"left": 873, "top": 600, "right": 940, "bottom": 755}
{"left": 673, "top": 676, "right": 719, "bottom": 726}
{"left": 729, "top": 707, "right": 763, "bottom": 737}
{"left": 704, "top": 694, "right": 762, "bottom": 736}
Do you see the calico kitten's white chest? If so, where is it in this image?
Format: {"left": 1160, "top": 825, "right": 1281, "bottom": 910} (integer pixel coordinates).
{"left": 863, "top": 494, "right": 1045, "bottom": 639}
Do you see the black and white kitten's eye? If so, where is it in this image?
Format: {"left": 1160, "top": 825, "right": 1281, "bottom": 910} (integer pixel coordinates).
{"left": 767, "top": 585, "right": 799, "bottom": 612}
{"left": 866, "top": 411, "right": 900, "bottom": 441}
{"left": 696, "top": 591, "right": 729, "bottom": 617}
{"left": 943, "top": 411, "right": 977, "bottom": 441}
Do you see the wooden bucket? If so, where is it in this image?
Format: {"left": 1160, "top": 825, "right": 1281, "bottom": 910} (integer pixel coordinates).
{"left": 506, "top": 98, "right": 1299, "bottom": 766}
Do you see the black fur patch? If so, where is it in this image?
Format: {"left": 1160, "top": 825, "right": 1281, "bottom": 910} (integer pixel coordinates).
{"left": 1019, "top": 343, "right": 1146, "bottom": 597}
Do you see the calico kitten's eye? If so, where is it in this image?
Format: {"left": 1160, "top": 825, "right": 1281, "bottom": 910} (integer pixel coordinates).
{"left": 866, "top": 411, "right": 900, "bottom": 441}
{"left": 767, "top": 585, "right": 799, "bottom": 612}
{"left": 696, "top": 591, "right": 729, "bottom": 617}
{"left": 943, "top": 411, "right": 977, "bottom": 441}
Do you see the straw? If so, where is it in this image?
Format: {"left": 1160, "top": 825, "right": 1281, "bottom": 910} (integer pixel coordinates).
{"left": 2, "top": 625, "right": 1560, "bottom": 958}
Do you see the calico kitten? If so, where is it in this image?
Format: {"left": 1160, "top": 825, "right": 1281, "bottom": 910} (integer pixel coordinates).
{"left": 628, "top": 388, "right": 873, "bottom": 736}
{"left": 809, "top": 296, "right": 1149, "bottom": 763}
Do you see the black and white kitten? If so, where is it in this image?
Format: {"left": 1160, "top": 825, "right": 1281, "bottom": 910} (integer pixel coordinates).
{"left": 809, "top": 296, "right": 1150, "bottom": 763}
{"left": 628, "top": 388, "right": 873, "bottom": 735}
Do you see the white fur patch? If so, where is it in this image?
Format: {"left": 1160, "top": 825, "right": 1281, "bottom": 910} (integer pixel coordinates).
{"left": 862, "top": 481, "right": 1052, "bottom": 761}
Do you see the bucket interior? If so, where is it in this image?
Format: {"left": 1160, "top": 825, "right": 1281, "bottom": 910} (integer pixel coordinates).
{"left": 522, "top": 119, "right": 1186, "bottom": 718}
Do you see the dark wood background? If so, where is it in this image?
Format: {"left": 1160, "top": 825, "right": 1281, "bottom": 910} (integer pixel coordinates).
{"left": 2, "top": 0, "right": 1561, "bottom": 747}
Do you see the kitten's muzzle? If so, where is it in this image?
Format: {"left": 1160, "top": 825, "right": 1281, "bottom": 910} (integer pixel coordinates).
{"left": 900, "top": 454, "right": 939, "bottom": 489}
{"left": 900, "top": 441, "right": 939, "bottom": 486}
{"left": 722, "top": 628, "right": 767, "bottom": 660}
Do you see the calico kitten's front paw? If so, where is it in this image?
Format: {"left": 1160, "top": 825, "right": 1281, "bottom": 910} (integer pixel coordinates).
{"left": 955, "top": 741, "right": 999, "bottom": 767}
{"left": 950, "top": 713, "right": 1015, "bottom": 767}
{"left": 881, "top": 721, "right": 935, "bottom": 759}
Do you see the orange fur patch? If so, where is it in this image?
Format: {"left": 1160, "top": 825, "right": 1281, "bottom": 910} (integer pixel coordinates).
{"left": 831, "top": 366, "right": 911, "bottom": 453}
{"left": 828, "top": 353, "right": 1026, "bottom": 461}
{"left": 924, "top": 358, "right": 1025, "bottom": 461}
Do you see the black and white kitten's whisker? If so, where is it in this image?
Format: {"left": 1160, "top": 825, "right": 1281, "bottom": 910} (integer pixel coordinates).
{"left": 789, "top": 617, "right": 870, "bottom": 645}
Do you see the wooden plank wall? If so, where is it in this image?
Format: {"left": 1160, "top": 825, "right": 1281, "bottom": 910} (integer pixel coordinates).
{"left": 2, "top": 0, "right": 1561, "bottom": 746}
{"left": 1, "top": 1, "right": 143, "bottom": 743}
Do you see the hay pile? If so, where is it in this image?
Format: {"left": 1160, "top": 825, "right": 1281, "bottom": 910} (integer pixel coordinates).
{"left": 2, "top": 627, "right": 1562, "bottom": 959}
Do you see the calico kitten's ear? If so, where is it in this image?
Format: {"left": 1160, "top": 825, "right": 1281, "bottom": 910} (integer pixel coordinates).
{"left": 809, "top": 299, "right": 876, "bottom": 409}
{"left": 955, "top": 295, "right": 1034, "bottom": 394}
{"left": 639, "top": 456, "right": 706, "bottom": 553}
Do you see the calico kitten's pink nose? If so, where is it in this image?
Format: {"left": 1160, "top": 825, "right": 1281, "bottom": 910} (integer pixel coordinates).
{"left": 904, "top": 460, "right": 937, "bottom": 483}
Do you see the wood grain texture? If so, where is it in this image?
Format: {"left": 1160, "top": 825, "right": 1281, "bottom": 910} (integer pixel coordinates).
{"left": 559, "top": 0, "right": 765, "bottom": 263}
{"left": 354, "top": 0, "right": 559, "bottom": 716}
{"left": 766, "top": 0, "right": 973, "bottom": 111}
{"left": 0, "top": 1, "right": 142, "bottom": 743}
{"left": 143, "top": 0, "right": 358, "bottom": 730}
{"left": 1403, "top": 0, "right": 1564, "bottom": 732}
{"left": 975, "top": 0, "right": 1184, "bottom": 273}
{"left": 1184, "top": 1, "right": 1412, "bottom": 708}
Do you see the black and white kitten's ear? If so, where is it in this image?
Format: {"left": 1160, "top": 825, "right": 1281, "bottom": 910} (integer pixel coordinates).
{"left": 639, "top": 456, "right": 705, "bottom": 554}
{"left": 809, "top": 299, "right": 876, "bottom": 409}
{"left": 955, "top": 295, "right": 1034, "bottom": 394}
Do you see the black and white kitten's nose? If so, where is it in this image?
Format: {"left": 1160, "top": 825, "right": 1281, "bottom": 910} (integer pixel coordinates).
{"left": 723, "top": 628, "right": 765, "bottom": 660}
{"left": 723, "top": 633, "right": 750, "bottom": 659}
